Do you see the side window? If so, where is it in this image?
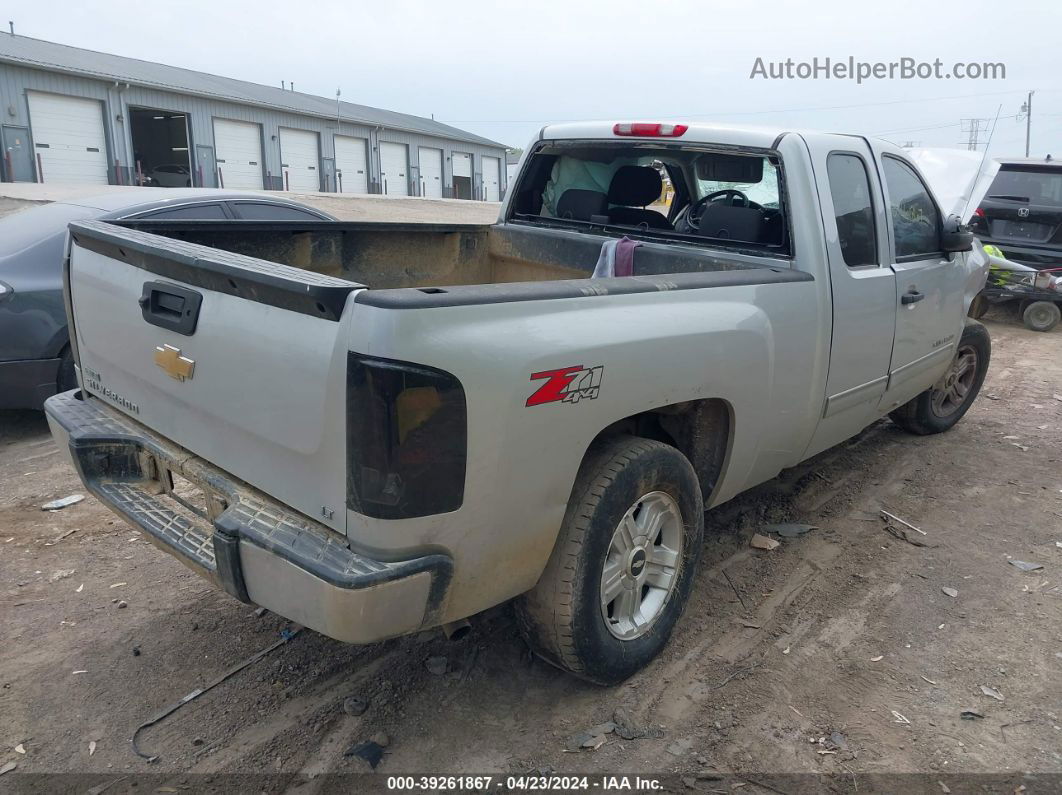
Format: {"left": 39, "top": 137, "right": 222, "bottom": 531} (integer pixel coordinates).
{"left": 882, "top": 157, "right": 941, "bottom": 258}
{"left": 826, "top": 153, "right": 877, "bottom": 268}
{"left": 232, "top": 202, "right": 323, "bottom": 220}
{"left": 138, "top": 203, "right": 228, "bottom": 220}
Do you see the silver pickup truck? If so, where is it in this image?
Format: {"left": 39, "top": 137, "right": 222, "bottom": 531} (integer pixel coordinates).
{"left": 46, "top": 122, "right": 991, "bottom": 684}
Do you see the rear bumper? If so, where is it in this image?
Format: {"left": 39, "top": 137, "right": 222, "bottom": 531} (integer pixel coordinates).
{"left": 0, "top": 357, "right": 60, "bottom": 410}
{"left": 44, "top": 390, "right": 452, "bottom": 644}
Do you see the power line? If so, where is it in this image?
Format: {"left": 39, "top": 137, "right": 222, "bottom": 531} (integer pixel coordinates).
{"left": 441, "top": 88, "right": 1050, "bottom": 124}
{"left": 870, "top": 120, "right": 963, "bottom": 135}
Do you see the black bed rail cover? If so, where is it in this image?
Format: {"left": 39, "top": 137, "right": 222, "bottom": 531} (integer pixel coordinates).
{"left": 68, "top": 219, "right": 362, "bottom": 321}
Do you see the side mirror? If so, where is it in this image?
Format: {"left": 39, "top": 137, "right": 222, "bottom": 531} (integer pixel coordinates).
{"left": 941, "top": 214, "right": 974, "bottom": 253}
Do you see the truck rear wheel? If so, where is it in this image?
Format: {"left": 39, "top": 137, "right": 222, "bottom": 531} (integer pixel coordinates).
{"left": 515, "top": 435, "right": 703, "bottom": 685}
{"left": 57, "top": 347, "right": 77, "bottom": 394}
{"left": 889, "top": 320, "right": 990, "bottom": 435}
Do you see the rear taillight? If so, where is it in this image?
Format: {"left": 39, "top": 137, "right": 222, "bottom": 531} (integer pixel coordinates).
{"left": 974, "top": 207, "right": 985, "bottom": 217}
{"left": 613, "top": 123, "right": 688, "bottom": 137}
{"left": 347, "top": 354, "right": 467, "bottom": 519}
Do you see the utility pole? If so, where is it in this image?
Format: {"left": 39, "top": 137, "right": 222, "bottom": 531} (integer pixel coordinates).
{"left": 1019, "top": 91, "right": 1034, "bottom": 157}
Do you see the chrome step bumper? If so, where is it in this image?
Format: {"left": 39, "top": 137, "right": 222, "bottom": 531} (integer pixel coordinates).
{"left": 45, "top": 390, "right": 452, "bottom": 643}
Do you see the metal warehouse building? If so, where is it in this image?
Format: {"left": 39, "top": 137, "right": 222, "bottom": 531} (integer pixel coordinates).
{"left": 0, "top": 32, "right": 508, "bottom": 199}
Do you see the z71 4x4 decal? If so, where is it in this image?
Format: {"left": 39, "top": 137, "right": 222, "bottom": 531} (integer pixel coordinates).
{"left": 526, "top": 365, "right": 604, "bottom": 407}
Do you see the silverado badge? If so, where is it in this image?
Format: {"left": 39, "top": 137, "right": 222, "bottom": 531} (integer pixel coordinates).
{"left": 154, "top": 344, "right": 195, "bottom": 381}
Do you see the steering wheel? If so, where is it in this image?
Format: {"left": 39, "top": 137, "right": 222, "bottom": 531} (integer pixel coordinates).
{"left": 687, "top": 189, "right": 752, "bottom": 230}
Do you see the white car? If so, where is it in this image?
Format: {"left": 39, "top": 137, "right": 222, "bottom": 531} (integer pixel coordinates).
{"left": 148, "top": 164, "right": 192, "bottom": 187}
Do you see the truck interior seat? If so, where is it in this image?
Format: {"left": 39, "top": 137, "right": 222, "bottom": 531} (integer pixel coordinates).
{"left": 557, "top": 189, "right": 609, "bottom": 221}
{"left": 607, "top": 166, "right": 672, "bottom": 230}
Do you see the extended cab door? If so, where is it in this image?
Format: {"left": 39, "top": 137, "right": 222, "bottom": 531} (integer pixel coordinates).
{"left": 803, "top": 135, "right": 897, "bottom": 457}
{"left": 869, "top": 145, "right": 966, "bottom": 409}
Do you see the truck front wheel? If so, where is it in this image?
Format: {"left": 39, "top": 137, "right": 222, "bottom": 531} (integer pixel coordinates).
{"left": 515, "top": 436, "right": 703, "bottom": 685}
{"left": 889, "top": 320, "right": 991, "bottom": 435}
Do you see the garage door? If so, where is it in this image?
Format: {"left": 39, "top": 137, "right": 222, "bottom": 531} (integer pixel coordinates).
{"left": 380, "top": 142, "right": 408, "bottom": 196}
{"left": 481, "top": 155, "right": 501, "bottom": 201}
{"left": 452, "top": 152, "right": 471, "bottom": 179}
{"left": 418, "top": 147, "right": 443, "bottom": 198}
{"left": 213, "top": 118, "right": 264, "bottom": 190}
{"left": 280, "top": 128, "right": 320, "bottom": 192}
{"left": 27, "top": 92, "right": 108, "bottom": 184}
{"left": 334, "top": 135, "right": 368, "bottom": 194}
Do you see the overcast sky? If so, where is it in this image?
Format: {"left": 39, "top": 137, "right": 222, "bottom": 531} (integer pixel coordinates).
{"left": 8, "top": 0, "right": 1061, "bottom": 157}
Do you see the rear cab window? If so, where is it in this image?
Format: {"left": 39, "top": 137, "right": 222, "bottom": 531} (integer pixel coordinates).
{"left": 826, "top": 153, "right": 878, "bottom": 268}
{"left": 508, "top": 141, "right": 791, "bottom": 257}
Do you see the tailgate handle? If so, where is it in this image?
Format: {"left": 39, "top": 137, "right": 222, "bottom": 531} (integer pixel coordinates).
{"left": 139, "top": 281, "right": 203, "bottom": 336}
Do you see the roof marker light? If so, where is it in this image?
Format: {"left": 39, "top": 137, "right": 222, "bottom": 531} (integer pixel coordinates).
{"left": 613, "top": 123, "right": 688, "bottom": 138}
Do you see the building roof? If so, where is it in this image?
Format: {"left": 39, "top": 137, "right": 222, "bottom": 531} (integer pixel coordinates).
{"left": 0, "top": 32, "right": 506, "bottom": 149}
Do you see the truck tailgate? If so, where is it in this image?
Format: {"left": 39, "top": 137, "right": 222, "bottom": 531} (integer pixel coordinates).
{"left": 66, "top": 220, "right": 360, "bottom": 533}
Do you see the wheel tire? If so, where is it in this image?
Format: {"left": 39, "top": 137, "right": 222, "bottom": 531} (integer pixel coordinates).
{"left": 515, "top": 435, "right": 704, "bottom": 686}
{"left": 56, "top": 347, "right": 77, "bottom": 394}
{"left": 1022, "top": 300, "right": 1061, "bottom": 332}
{"left": 968, "top": 293, "right": 989, "bottom": 320}
{"left": 889, "top": 320, "right": 991, "bottom": 435}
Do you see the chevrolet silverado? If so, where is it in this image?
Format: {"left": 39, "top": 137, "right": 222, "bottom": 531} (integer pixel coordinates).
{"left": 45, "top": 122, "right": 991, "bottom": 684}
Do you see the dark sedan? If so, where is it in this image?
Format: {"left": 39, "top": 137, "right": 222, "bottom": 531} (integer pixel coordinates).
{"left": 0, "top": 190, "right": 334, "bottom": 409}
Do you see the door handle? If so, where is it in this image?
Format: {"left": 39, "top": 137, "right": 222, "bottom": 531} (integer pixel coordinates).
{"left": 901, "top": 290, "right": 925, "bottom": 305}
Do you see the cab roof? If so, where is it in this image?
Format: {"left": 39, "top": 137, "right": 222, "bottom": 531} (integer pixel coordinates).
{"left": 539, "top": 121, "right": 906, "bottom": 156}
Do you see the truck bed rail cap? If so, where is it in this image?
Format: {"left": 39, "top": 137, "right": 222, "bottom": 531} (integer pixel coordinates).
{"left": 356, "top": 266, "right": 813, "bottom": 309}
{"left": 67, "top": 219, "right": 362, "bottom": 321}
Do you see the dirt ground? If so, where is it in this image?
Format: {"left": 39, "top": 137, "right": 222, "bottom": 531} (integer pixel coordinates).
{"left": 2, "top": 309, "right": 1061, "bottom": 791}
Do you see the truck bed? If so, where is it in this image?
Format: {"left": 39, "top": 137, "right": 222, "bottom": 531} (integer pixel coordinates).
{"left": 111, "top": 218, "right": 786, "bottom": 292}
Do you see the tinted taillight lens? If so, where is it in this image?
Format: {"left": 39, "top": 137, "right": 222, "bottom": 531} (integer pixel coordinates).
{"left": 347, "top": 353, "right": 467, "bottom": 519}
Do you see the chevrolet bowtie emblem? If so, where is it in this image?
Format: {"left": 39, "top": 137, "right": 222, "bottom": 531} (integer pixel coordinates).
{"left": 154, "top": 344, "right": 195, "bottom": 381}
